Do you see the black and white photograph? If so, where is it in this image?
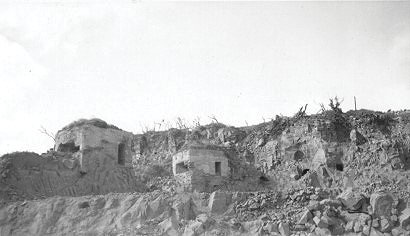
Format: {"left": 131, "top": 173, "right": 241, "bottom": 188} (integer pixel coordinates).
{"left": 0, "top": 1, "right": 409, "bottom": 235}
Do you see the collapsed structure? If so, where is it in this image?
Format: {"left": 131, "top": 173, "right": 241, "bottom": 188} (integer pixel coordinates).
{"left": 54, "top": 121, "right": 134, "bottom": 173}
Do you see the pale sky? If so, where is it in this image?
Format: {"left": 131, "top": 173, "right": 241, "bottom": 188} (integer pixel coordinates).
{"left": 0, "top": 1, "right": 409, "bottom": 155}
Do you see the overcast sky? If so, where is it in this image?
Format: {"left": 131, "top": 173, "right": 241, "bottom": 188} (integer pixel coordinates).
{"left": 0, "top": 1, "right": 409, "bottom": 155}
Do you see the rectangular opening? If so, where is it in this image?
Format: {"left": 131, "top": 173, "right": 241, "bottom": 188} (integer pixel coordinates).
{"left": 57, "top": 141, "right": 80, "bottom": 153}
{"left": 175, "top": 162, "right": 189, "bottom": 174}
{"left": 215, "top": 162, "right": 221, "bottom": 176}
{"left": 118, "top": 143, "right": 125, "bottom": 165}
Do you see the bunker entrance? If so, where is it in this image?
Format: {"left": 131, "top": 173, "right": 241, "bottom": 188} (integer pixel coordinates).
{"left": 57, "top": 141, "right": 80, "bottom": 153}
{"left": 215, "top": 162, "right": 221, "bottom": 176}
{"left": 118, "top": 143, "right": 126, "bottom": 165}
{"left": 175, "top": 162, "right": 189, "bottom": 174}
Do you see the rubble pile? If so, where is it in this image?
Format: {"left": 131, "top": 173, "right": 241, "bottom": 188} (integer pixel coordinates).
{"left": 1, "top": 109, "right": 410, "bottom": 235}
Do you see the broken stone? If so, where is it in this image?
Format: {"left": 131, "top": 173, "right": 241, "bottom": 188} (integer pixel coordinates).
{"left": 338, "top": 188, "right": 367, "bottom": 211}
{"left": 345, "top": 221, "right": 355, "bottom": 232}
{"left": 350, "top": 129, "right": 367, "bottom": 145}
{"left": 298, "top": 210, "right": 313, "bottom": 225}
{"left": 372, "top": 218, "right": 380, "bottom": 228}
{"left": 399, "top": 208, "right": 410, "bottom": 229}
{"left": 183, "top": 221, "right": 204, "bottom": 236}
{"left": 370, "top": 192, "right": 394, "bottom": 218}
{"left": 313, "top": 216, "right": 328, "bottom": 228}
{"left": 263, "top": 222, "right": 278, "bottom": 234}
{"left": 363, "top": 225, "right": 370, "bottom": 235}
{"left": 332, "top": 223, "right": 345, "bottom": 235}
{"left": 278, "top": 222, "right": 290, "bottom": 236}
{"left": 314, "top": 227, "right": 331, "bottom": 236}
{"left": 369, "top": 228, "right": 385, "bottom": 236}
{"left": 391, "top": 214, "right": 398, "bottom": 223}
{"left": 380, "top": 218, "right": 393, "bottom": 233}
{"left": 320, "top": 215, "right": 338, "bottom": 226}
{"left": 353, "top": 222, "right": 363, "bottom": 233}
{"left": 208, "top": 191, "right": 230, "bottom": 214}
{"left": 257, "top": 138, "right": 265, "bottom": 147}
{"left": 391, "top": 227, "right": 407, "bottom": 236}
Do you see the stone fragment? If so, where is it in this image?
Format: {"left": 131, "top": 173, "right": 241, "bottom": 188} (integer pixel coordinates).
{"left": 354, "top": 222, "right": 363, "bottom": 233}
{"left": 320, "top": 199, "right": 343, "bottom": 208}
{"left": 372, "top": 218, "right": 380, "bottom": 228}
{"left": 294, "top": 224, "right": 307, "bottom": 231}
{"left": 370, "top": 192, "right": 394, "bottom": 218}
{"left": 258, "top": 138, "right": 265, "bottom": 147}
{"left": 298, "top": 210, "right": 313, "bottom": 225}
{"left": 314, "top": 227, "right": 332, "bottom": 236}
{"left": 278, "top": 222, "right": 290, "bottom": 236}
{"left": 363, "top": 225, "right": 370, "bottom": 235}
{"left": 321, "top": 215, "right": 338, "bottom": 226}
{"left": 380, "top": 218, "right": 393, "bottom": 233}
{"left": 338, "top": 188, "right": 367, "bottom": 211}
{"left": 350, "top": 129, "right": 367, "bottom": 145}
{"left": 369, "top": 228, "right": 384, "bottom": 236}
{"left": 208, "top": 191, "right": 230, "bottom": 214}
{"left": 183, "top": 221, "right": 204, "bottom": 236}
{"left": 391, "top": 214, "right": 398, "bottom": 223}
{"left": 313, "top": 216, "right": 328, "bottom": 228}
{"left": 345, "top": 221, "right": 355, "bottom": 232}
{"left": 391, "top": 227, "right": 406, "bottom": 236}
{"left": 263, "top": 222, "right": 278, "bottom": 234}
{"left": 331, "top": 223, "right": 345, "bottom": 235}
{"left": 399, "top": 208, "right": 410, "bottom": 229}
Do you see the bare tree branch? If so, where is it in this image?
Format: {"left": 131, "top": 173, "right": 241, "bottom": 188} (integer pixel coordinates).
{"left": 209, "top": 115, "right": 219, "bottom": 124}
{"left": 39, "top": 126, "right": 56, "bottom": 142}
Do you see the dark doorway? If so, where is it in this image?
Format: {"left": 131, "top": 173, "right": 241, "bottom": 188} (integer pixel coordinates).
{"left": 175, "top": 162, "right": 189, "bottom": 174}
{"left": 335, "top": 163, "right": 344, "bottom": 171}
{"left": 57, "top": 141, "right": 80, "bottom": 153}
{"left": 215, "top": 162, "right": 221, "bottom": 176}
{"left": 118, "top": 143, "right": 126, "bottom": 165}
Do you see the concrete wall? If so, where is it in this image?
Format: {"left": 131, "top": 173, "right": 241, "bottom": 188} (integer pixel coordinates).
{"left": 188, "top": 148, "right": 229, "bottom": 177}
{"left": 172, "top": 147, "right": 229, "bottom": 177}
{"left": 174, "top": 170, "right": 225, "bottom": 192}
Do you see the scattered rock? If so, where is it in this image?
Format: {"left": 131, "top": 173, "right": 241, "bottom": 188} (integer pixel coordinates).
{"left": 278, "top": 222, "right": 290, "bottom": 236}
{"left": 313, "top": 216, "right": 328, "bottom": 228}
{"left": 399, "top": 208, "right": 410, "bottom": 229}
{"left": 298, "top": 210, "right": 313, "bottom": 225}
{"left": 380, "top": 217, "right": 393, "bottom": 233}
{"left": 370, "top": 191, "right": 394, "bottom": 218}
{"left": 263, "top": 222, "right": 278, "bottom": 234}
{"left": 209, "top": 191, "right": 231, "bottom": 214}
{"left": 345, "top": 221, "right": 355, "bottom": 232}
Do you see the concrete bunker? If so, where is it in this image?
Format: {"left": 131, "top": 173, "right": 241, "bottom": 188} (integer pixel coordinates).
{"left": 54, "top": 119, "right": 134, "bottom": 172}
{"left": 172, "top": 145, "right": 230, "bottom": 192}
{"left": 172, "top": 145, "right": 229, "bottom": 177}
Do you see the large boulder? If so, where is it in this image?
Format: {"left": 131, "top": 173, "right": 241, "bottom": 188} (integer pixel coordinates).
{"left": 208, "top": 191, "right": 232, "bottom": 214}
{"left": 338, "top": 188, "right": 368, "bottom": 211}
{"left": 350, "top": 129, "right": 366, "bottom": 145}
{"left": 399, "top": 208, "right": 410, "bottom": 229}
{"left": 370, "top": 191, "right": 394, "bottom": 218}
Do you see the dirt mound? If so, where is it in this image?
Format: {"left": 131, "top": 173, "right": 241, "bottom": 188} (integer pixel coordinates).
{"left": 0, "top": 151, "right": 146, "bottom": 203}
{"left": 59, "top": 118, "right": 121, "bottom": 132}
